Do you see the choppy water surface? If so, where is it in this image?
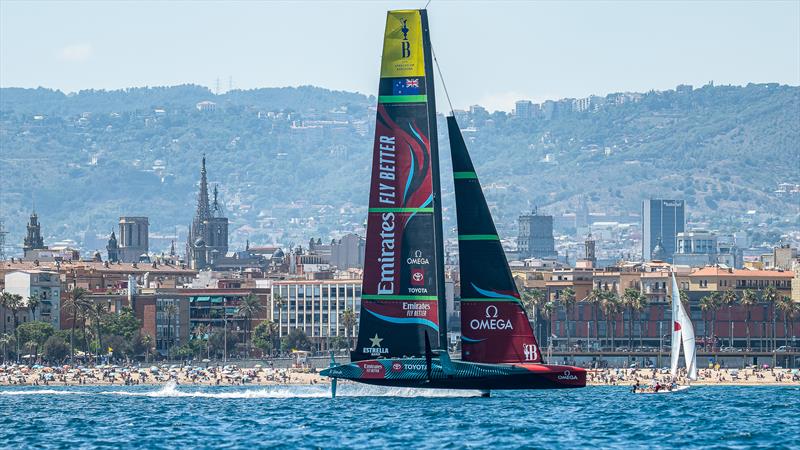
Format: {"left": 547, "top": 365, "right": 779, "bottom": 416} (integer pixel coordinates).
{"left": 1, "top": 384, "right": 798, "bottom": 449}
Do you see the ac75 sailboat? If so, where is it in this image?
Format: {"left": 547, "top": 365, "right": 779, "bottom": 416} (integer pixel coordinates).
{"left": 320, "top": 9, "right": 586, "bottom": 396}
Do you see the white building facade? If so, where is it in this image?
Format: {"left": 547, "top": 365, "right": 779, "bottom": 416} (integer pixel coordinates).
{"left": 271, "top": 279, "right": 361, "bottom": 349}
{"left": 3, "top": 270, "right": 61, "bottom": 329}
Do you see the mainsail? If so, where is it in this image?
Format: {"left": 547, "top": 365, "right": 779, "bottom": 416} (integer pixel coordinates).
{"left": 448, "top": 116, "right": 543, "bottom": 364}
{"left": 352, "top": 10, "right": 446, "bottom": 361}
{"left": 670, "top": 271, "right": 697, "bottom": 380}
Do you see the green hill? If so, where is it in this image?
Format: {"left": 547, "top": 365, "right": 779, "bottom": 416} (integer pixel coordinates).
{"left": 0, "top": 83, "right": 797, "bottom": 255}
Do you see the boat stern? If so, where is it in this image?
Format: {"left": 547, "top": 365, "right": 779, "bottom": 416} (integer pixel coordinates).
{"left": 517, "top": 364, "right": 587, "bottom": 388}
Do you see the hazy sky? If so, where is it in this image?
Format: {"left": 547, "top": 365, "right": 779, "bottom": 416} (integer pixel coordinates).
{"left": 1, "top": 0, "right": 798, "bottom": 111}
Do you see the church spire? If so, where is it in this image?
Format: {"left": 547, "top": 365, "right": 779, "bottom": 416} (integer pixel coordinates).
{"left": 195, "top": 155, "right": 211, "bottom": 223}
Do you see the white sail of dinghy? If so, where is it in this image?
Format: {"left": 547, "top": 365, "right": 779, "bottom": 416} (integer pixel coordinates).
{"left": 670, "top": 271, "right": 697, "bottom": 381}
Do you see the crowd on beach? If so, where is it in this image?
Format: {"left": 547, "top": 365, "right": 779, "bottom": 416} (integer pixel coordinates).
{"left": 2, "top": 362, "right": 799, "bottom": 388}
{"left": 0, "top": 363, "right": 324, "bottom": 387}
{"left": 587, "top": 366, "right": 800, "bottom": 386}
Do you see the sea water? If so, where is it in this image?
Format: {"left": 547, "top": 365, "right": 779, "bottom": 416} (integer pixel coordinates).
{"left": 1, "top": 384, "right": 798, "bottom": 449}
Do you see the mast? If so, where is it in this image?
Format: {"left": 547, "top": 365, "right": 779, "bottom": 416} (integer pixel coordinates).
{"left": 419, "top": 9, "right": 448, "bottom": 349}
{"left": 352, "top": 9, "right": 444, "bottom": 361}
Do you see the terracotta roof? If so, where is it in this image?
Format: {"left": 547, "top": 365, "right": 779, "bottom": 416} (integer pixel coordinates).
{"left": 691, "top": 266, "right": 792, "bottom": 278}
{"left": 0, "top": 260, "right": 196, "bottom": 275}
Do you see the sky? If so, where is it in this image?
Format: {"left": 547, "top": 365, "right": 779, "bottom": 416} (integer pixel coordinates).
{"left": 1, "top": 0, "right": 799, "bottom": 111}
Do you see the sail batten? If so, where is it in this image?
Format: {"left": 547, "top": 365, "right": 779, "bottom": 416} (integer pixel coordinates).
{"left": 352, "top": 9, "right": 445, "bottom": 362}
{"left": 448, "top": 116, "right": 543, "bottom": 364}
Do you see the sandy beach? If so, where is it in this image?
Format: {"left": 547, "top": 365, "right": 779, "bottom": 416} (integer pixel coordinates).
{"left": 587, "top": 367, "right": 800, "bottom": 386}
{"left": 2, "top": 364, "right": 798, "bottom": 388}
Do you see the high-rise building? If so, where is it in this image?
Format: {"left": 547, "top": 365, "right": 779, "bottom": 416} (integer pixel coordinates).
{"left": 514, "top": 100, "right": 535, "bottom": 119}
{"left": 186, "top": 157, "right": 229, "bottom": 270}
{"left": 642, "top": 199, "right": 685, "bottom": 263}
{"left": 517, "top": 209, "right": 556, "bottom": 259}
{"left": 118, "top": 217, "right": 149, "bottom": 262}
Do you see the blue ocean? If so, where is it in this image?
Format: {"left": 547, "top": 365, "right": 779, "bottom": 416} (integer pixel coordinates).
{"left": 1, "top": 384, "right": 798, "bottom": 449}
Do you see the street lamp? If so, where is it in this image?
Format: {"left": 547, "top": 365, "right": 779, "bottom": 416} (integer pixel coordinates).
{"left": 223, "top": 298, "right": 228, "bottom": 364}
{"left": 587, "top": 322, "right": 591, "bottom": 352}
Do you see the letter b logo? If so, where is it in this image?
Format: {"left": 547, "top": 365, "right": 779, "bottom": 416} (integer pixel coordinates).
{"left": 401, "top": 42, "right": 411, "bottom": 58}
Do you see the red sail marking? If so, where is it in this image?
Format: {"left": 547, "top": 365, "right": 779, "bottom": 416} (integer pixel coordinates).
{"left": 357, "top": 361, "right": 386, "bottom": 379}
{"left": 674, "top": 321, "right": 681, "bottom": 332}
{"left": 361, "top": 212, "right": 412, "bottom": 295}
{"left": 362, "top": 300, "right": 438, "bottom": 323}
{"left": 374, "top": 105, "right": 431, "bottom": 208}
{"left": 461, "top": 301, "right": 542, "bottom": 364}
{"left": 368, "top": 106, "right": 432, "bottom": 209}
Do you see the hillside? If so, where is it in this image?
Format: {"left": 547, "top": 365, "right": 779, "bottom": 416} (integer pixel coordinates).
{"left": 0, "top": 83, "right": 798, "bottom": 255}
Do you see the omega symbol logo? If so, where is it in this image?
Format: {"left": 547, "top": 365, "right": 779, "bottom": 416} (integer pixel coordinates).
{"left": 485, "top": 305, "right": 498, "bottom": 318}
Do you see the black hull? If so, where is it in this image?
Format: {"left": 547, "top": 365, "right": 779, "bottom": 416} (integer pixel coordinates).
{"left": 347, "top": 374, "right": 585, "bottom": 390}
{"left": 321, "top": 357, "right": 587, "bottom": 391}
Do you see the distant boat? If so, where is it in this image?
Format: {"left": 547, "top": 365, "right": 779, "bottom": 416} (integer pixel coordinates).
{"left": 635, "top": 271, "right": 696, "bottom": 394}
{"left": 320, "top": 9, "right": 586, "bottom": 397}
{"left": 670, "top": 270, "right": 697, "bottom": 381}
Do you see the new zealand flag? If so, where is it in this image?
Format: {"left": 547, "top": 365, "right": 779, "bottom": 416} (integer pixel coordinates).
{"left": 393, "top": 78, "right": 421, "bottom": 95}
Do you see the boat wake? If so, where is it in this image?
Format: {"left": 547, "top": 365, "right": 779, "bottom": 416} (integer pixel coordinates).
{"left": 2, "top": 382, "right": 483, "bottom": 399}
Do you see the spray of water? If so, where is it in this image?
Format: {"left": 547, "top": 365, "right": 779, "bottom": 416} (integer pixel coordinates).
{"left": 1, "top": 381, "right": 483, "bottom": 399}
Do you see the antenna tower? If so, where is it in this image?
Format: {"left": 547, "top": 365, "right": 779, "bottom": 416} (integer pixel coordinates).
{"left": 0, "top": 219, "right": 7, "bottom": 260}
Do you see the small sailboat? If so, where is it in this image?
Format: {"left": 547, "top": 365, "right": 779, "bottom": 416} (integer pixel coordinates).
{"left": 320, "top": 9, "right": 586, "bottom": 397}
{"left": 635, "top": 271, "right": 696, "bottom": 394}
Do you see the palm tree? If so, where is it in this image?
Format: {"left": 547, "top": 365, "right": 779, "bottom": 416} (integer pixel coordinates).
{"left": 541, "top": 300, "right": 557, "bottom": 349}
{"left": 721, "top": 289, "right": 737, "bottom": 347}
{"left": 340, "top": 308, "right": 357, "bottom": 350}
{"left": 633, "top": 292, "right": 648, "bottom": 349}
{"left": 776, "top": 296, "right": 794, "bottom": 348}
{"left": 762, "top": 286, "right": 779, "bottom": 351}
{"left": 92, "top": 303, "right": 109, "bottom": 362}
{"left": 559, "top": 287, "right": 576, "bottom": 350}
{"left": 62, "top": 287, "right": 89, "bottom": 365}
{"left": 586, "top": 289, "right": 605, "bottom": 349}
{"left": 520, "top": 287, "right": 544, "bottom": 345}
{"left": 0, "top": 333, "right": 12, "bottom": 362}
{"left": 601, "top": 292, "right": 621, "bottom": 351}
{"left": 78, "top": 303, "right": 92, "bottom": 357}
{"left": 520, "top": 287, "right": 544, "bottom": 321}
{"left": 739, "top": 289, "right": 758, "bottom": 350}
{"left": 699, "top": 294, "right": 715, "bottom": 351}
{"left": 163, "top": 302, "right": 179, "bottom": 360}
{"left": 0, "top": 292, "right": 11, "bottom": 334}
{"left": 27, "top": 293, "right": 41, "bottom": 322}
{"left": 193, "top": 324, "right": 211, "bottom": 360}
{"left": 787, "top": 301, "right": 800, "bottom": 348}
{"left": 5, "top": 294, "right": 24, "bottom": 361}
{"left": 237, "top": 294, "right": 264, "bottom": 357}
{"left": 141, "top": 333, "right": 153, "bottom": 363}
{"left": 622, "top": 288, "right": 645, "bottom": 350}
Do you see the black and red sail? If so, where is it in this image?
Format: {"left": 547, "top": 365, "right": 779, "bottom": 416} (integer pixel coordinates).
{"left": 352, "top": 10, "right": 446, "bottom": 361}
{"left": 448, "top": 116, "right": 543, "bottom": 364}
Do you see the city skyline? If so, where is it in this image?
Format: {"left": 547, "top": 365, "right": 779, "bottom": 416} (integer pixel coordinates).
{"left": 1, "top": 1, "right": 798, "bottom": 111}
